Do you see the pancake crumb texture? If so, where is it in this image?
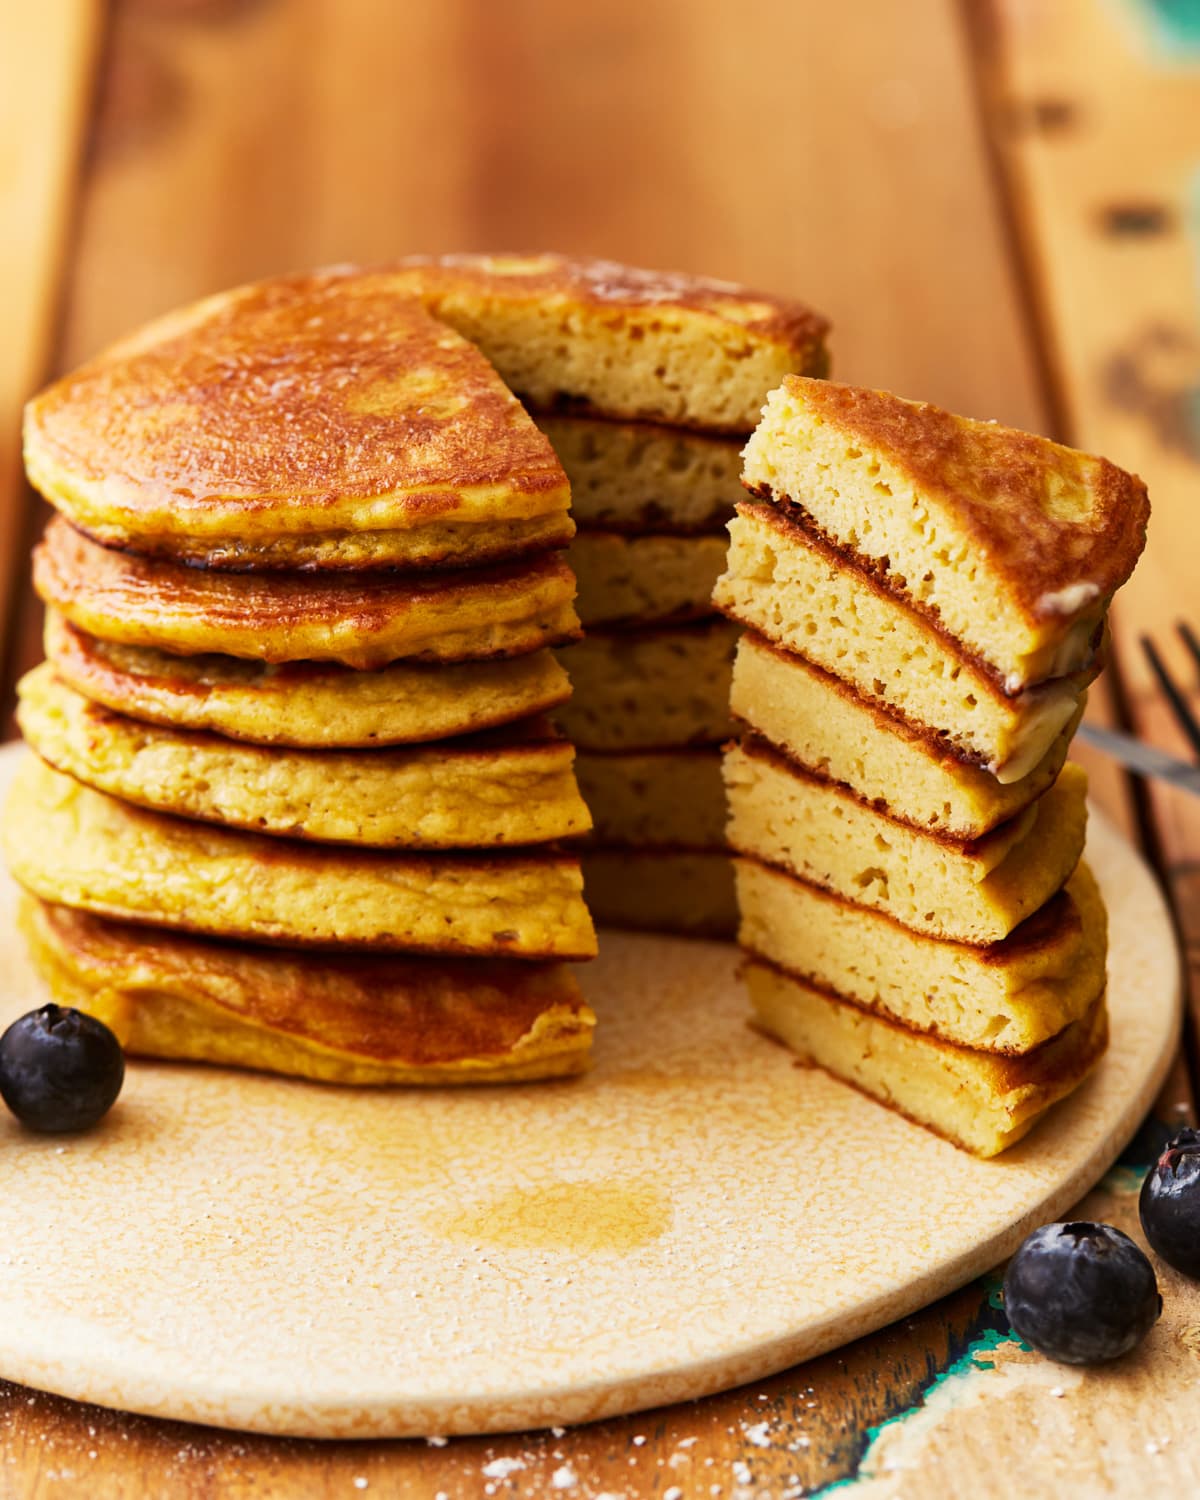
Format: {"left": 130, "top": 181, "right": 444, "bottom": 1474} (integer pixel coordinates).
{"left": 537, "top": 414, "right": 743, "bottom": 533}
{"left": 390, "top": 253, "right": 830, "bottom": 431}
{"left": 558, "top": 620, "right": 738, "bottom": 752}
{"left": 575, "top": 749, "right": 726, "bottom": 849}
{"left": 570, "top": 531, "right": 728, "bottom": 628}
{"left": 725, "top": 744, "right": 1087, "bottom": 944}
{"left": 743, "top": 376, "right": 1148, "bottom": 684}
{"left": 747, "top": 959, "right": 1109, "bottom": 1157}
{"left": 715, "top": 503, "right": 1096, "bottom": 781}
{"left": 736, "top": 858, "right": 1106, "bottom": 1054}
{"left": 731, "top": 631, "right": 1081, "bottom": 838}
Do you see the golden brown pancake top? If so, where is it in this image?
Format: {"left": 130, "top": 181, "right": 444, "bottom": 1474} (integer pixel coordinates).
{"left": 24, "top": 271, "right": 570, "bottom": 542}
{"left": 392, "top": 252, "right": 830, "bottom": 353}
{"left": 761, "top": 377, "right": 1150, "bottom": 621}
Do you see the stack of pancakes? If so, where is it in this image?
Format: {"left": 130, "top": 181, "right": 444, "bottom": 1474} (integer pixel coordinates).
{"left": 715, "top": 377, "right": 1149, "bottom": 1155}
{"left": 386, "top": 256, "right": 829, "bottom": 939}
{"left": 5, "top": 255, "right": 832, "bottom": 1085}
{"left": 7, "top": 272, "right": 602, "bottom": 1084}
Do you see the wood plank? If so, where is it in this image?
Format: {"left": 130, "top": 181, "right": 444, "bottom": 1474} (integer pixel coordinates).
{"left": 975, "top": 0, "right": 1200, "bottom": 1062}
{"left": 0, "top": 1283, "right": 1016, "bottom": 1497}
{"left": 1, "top": 0, "right": 1052, "bottom": 705}
{"left": 0, "top": 1, "right": 101, "bottom": 706}
{"left": 60, "top": 0, "right": 1039, "bottom": 403}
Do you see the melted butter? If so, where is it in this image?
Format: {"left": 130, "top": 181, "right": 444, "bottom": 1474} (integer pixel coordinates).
{"left": 430, "top": 1181, "right": 671, "bottom": 1254}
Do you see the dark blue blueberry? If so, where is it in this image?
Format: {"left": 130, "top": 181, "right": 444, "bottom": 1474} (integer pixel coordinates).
{"left": 1140, "top": 1127, "right": 1200, "bottom": 1278}
{"left": 0, "top": 1005, "right": 124, "bottom": 1133}
{"left": 1003, "top": 1221, "right": 1160, "bottom": 1364}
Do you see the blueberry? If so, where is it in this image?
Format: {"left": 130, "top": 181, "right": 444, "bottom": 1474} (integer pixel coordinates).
{"left": 1140, "top": 1127, "right": 1200, "bottom": 1278}
{"left": 0, "top": 1005, "right": 124, "bottom": 1133}
{"left": 1003, "top": 1221, "right": 1160, "bottom": 1364}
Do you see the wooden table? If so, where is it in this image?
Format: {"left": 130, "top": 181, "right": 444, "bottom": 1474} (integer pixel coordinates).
{"left": 2, "top": 0, "right": 1200, "bottom": 1492}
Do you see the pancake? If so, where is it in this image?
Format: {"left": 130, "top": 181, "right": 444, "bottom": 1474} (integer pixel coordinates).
{"left": 22, "top": 898, "right": 594, "bottom": 1084}
{"left": 44, "top": 611, "right": 572, "bottom": 749}
{"left": 35, "top": 517, "right": 580, "bottom": 670}
{"left": 536, "top": 414, "right": 742, "bottom": 532}
{"left": 570, "top": 531, "right": 728, "bottom": 628}
{"left": 556, "top": 619, "right": 738, "bottom": 752}
{"left": 731, "top": 631, "right": 1082, "bottom": 839}
{"left": 742, "top": 376, "right": 1150, "bottom": 688}
{"left": 575, "top": 748, "right": 726, "bottom": 849}
{"left": 79, "top": 514, "right": 575, "bottom": 573}
{"left": 714, "top": 503, "right": 1099, "bottom": 781}
{"left": 24, "top": 272, "right": 573, "bottom": 570}
{"left": 4, "top": 757, "right": 598, "bottom": 960}
{"left": 581, "top": 848, "right": 737, "bottom": 939}
{"left": 724, "top": 743, "right": 1087, "bottom": 943}
{"left": 18, "top": 665, "right": 591, "bottom": 849}
{"left": 746, "top": 960, "right": 1108, "bottom": 1157}
{"left": 736, "top": 858, "right": 1106, "bottom": 1054}
{"left": 389, "top": 253, "right": 831, "bottom": 431}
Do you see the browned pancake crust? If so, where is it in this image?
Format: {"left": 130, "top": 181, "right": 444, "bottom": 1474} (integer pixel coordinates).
{"left": 35, "top": 517, "right": 580, "bottom": 669}
{"left": 25, "top": 899, "right": 593, "bottom": 1073}
{"left": 731, "top": 501, "right": 1105, "bottom": 699}
{"left": 753, "top": 378, "right": 1150, "bottom": 626}
{"left": 24, "top": 271, "right": 570, "bottom": 552}
{"left": 71, "top": 511, "right": 576, "bottom": 573}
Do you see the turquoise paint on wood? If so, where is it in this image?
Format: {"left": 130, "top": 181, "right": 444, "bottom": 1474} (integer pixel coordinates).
{"left": 1124, "top": 0, "right": 1200, "bottom": 59}
{"left": 811, "top": 1282, "right": 1024, "bottom": 1495}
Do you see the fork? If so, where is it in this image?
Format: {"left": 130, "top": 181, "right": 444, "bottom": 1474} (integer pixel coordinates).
{"left": 1142, "top": 622, "right": 1200, "bottom": 761}
{"left": 1074, "top": 622, "right": 1200, "bottom": 796}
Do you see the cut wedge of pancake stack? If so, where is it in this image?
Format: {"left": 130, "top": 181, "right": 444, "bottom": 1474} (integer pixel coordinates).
{"left": 390, "top": 254, "right": 830, "bottom": 940}
{"left": 549, "top": 420, "right": 746, "bottom": 937}
{"left": 9, "top": 272, "right": 604, "bottom": 1084}
{"left": 383, "top": 255, "right": 827, "bottom": 939}
{"left": 715, "top": 376, "right": 1150, "bottom": 1155}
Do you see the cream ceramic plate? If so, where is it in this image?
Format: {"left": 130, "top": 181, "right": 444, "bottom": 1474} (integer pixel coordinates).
{"left": 0, "top": 743, "right": 1180, "bottom": 1438}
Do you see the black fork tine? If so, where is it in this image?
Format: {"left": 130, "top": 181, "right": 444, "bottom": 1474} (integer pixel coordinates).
{"left": 1142, "top": 630, "right": 1200, "bottom": 761}
{"left": 1178, "top": 620, "right": 1200, "bottom": 680}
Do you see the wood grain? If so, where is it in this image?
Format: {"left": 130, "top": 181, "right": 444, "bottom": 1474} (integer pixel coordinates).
{"left": 60, "top": 0, "right": 1038, "bottom": 409}
{"left": 0, "top": 0, "right": 1052, "bottom": 711}
{"left": 0, "top": 1282, "right": 1004, "bottom": 1498}
{"left": 0, "top": 1, "right": 101, "bottom": 702}
{"left": 976, "top": 0, "right": 1200, "bottom": 1061}
{"left": 0, "top": 0, "right": 1196, "bottom": 1493}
